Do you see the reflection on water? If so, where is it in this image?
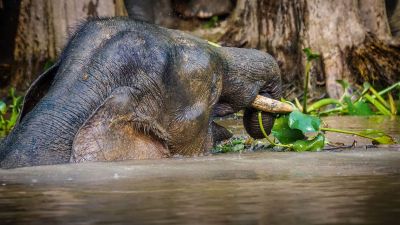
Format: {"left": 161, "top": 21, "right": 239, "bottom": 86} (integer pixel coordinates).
{"left": 0, "top": 116, "right": 399, "bottom": 225}
{"left": 1, "top": 174, "right": 400, "bottom": 225}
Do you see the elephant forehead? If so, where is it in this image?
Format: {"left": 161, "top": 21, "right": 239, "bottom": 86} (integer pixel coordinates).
{"left": 177, "top": 48, "right": 213, "bottom": 75}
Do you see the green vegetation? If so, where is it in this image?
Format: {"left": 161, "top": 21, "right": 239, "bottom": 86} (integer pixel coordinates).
{"left": 215, "top": 47, "right": 398, "bottom": 153}
{"left": 0, "top": 88, "right": 23, "bottom": 137}
{"left": 213, "top": 138, "right": 247, "bottom": 153}
{"left": 43, "top": 59, "right": 56, "bottom": 70}
{"left": 260, "top": 110, "right": 395, "bottom": 152}
{"left": 259, "top": 48, "right": 398, "bottom": 151}
{"left": 301, "top": 48, "right": 399, "bottom": 116}
{"left": 203, "top": 16, "right": 219, "bottom": 29}
{"left": 302, "top": 48, "right": 320, "bottom": 113}
{"left": 305, "top": 80, "right": 400, "bottom": 116}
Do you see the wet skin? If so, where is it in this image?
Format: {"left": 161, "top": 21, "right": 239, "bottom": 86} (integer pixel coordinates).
{"left": 0, "top": 18, "right": 281, "bottom": 168}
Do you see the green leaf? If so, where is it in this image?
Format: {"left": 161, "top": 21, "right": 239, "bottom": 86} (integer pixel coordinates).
{"left": 364, "top": 94, "right": 391, "bottom": 115}
{"left": 363, "top": 82, "right": 371, "bottom": 90}
{"left": 302, "top": 48, "right": 320, "bottom": 61}
{"left": 231, "top": 143, "right": 245, "bottom": 152}
{"left": 358, "top": 129, "right": 396, "bottom": 145}
{"left": 288, "top": 110, "right": 321, "bottom": 133}
{"left": 214, "top": 138, "right": 246, "bottom": 153}
{"left": 203, "top": 16, "right": 219, "bottom": 29}
{"left": 13, "top": 96, "right": 23, "bottom": 109}
{"left": 272, "top": 115, "right": 305, "bottom": 144}
{"left": 343, "top": 96, "right": 353, "bottom": 106}
{"left": 43, "top": 60, "right": 55, "bottom": 70}
{"left": 353, "top": 101, "right": 373, "bottom": 115}
{"left": 9, "top": 88, "right": 15, "bottom": 98}
{"left": 345, "top": 97, "right": 373, "bottom": 116}
{"left": 372, "top": 136, "right": 396, "bottom": 145}
{"left": 232, "top": 139, "right": 245, "bottom": 145}
{"left": 292, "top": 133, "right": 325, "bottom": 152}
{"left": 0, "top": 101, "right": 6, "bottom": 114}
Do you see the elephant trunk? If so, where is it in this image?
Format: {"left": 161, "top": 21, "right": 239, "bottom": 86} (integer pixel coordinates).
{"left": 243, "top": 93, "right": 276, "bottom": 139}
{"left": 243, "top": 55, "right": 282, "bottom": 139}
{"left": 0, "top": 97, "right": 85, "bottom": 168}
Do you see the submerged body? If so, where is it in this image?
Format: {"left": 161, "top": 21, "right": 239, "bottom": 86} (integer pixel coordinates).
{"left": 0, "top": 18, "right": 281, "bottom": 168}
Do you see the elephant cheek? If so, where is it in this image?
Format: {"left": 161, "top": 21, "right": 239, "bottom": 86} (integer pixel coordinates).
{"left": 243, "top": 108, "right": 275, "bottom": 139}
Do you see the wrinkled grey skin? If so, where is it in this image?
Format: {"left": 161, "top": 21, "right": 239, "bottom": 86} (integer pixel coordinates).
{"left": 0, "top": 18, "right": 281, "bottom": 168}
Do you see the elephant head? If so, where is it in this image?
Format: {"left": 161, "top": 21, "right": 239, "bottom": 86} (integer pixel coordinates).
{"left": 213, "top": 47, "right": 281, "bottom": 140}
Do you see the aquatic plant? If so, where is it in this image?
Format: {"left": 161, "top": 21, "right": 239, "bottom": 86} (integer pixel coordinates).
{"left": 213, "top": 137, "right": 248, "bottom": 153}
{"left": 255, "top": 47, "right": 397, "bottom": 151}
{"left": 0, "top": 88, "right": 22, "bottom": 137}
{"left": 259, "top": 109, "right": 396, "bottom": 152}
{"left": 302, "top": 48, "right": 320, "bottom": 114}
{"left": 300, "top": 47, "right": 399, "bottom": 116}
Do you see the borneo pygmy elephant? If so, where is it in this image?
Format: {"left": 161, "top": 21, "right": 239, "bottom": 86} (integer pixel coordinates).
{"left": 0, "top": 18, "right": 281, "bottom": 168}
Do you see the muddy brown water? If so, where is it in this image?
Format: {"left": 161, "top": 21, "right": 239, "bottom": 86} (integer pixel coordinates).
{"left": 0, "top": 116, "right": 399, "bottom": 225}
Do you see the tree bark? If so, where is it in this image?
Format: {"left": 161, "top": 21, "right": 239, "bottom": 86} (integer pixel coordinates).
{"left": 219, "top": 0, "right": 400, "bottom": 99}
{"left": 0, "top": 0, "right": 20, "bottom": 90}
{"left": 10, "top": 0, "right": 126, "bottom": 92}
{"left": 5, "top": 0, "right": 400, "bottom": 99}
{"left": 386, "top": 0, "right": 400, "bottom": 37}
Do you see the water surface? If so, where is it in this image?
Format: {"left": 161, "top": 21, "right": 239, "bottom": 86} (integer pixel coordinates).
{"left": 0, "top": 116, "right": 399, "bottom": 225}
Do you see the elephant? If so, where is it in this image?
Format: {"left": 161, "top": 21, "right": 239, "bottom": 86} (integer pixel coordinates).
{"left": 0, "top": 18, "right": 281, "bottom": 168}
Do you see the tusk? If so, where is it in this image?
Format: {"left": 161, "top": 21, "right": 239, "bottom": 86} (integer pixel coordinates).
{"left": 251, "top": 95, "right": 293, "bottom": 113}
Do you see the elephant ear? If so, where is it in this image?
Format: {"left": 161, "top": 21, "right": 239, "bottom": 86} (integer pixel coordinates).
{"left": 71, "top": 86, "right": 170, "bottom": 163}
{"left": 17, "top": 61, "right": 60, "bottom": 124}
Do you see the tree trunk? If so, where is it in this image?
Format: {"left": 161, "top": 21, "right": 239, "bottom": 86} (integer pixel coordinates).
{"left": 219, "top": 0, "right": 400, "bottom": 99}
{"left": 10, "top": 0, "right": 127, "bottom": 93}
{"left": 386, "top": 0, "right": 400, "bottom": 37}
{"left": 0, "top": 0, "right": 20, "bottom": 90}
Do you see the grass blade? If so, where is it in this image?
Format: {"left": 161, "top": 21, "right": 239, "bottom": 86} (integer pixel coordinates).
{"left": 368, "top": 85, "right": 390, "bottom": 108}
{"left": 364, "top": 94, "right": 392, "bottom": 115}
{"left": 377, "top": 81, "right": 400, "bottom": 96}
{"left": 388, "top": 93, "right": 397, "bottom": 115}
{"left": 307, "top": 98, "right": 341, "bottom": 113}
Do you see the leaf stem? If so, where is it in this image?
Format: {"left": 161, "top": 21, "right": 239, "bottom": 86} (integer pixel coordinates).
{"left": 369, "top": 86, "right": 390, "bottom": 108}
{"left": 320, "top": 127, "right": 385, "bottom": 143}
{"left": 302, "top": 62, "right": 311, "bottom": 113}
{"left": 258, "top": 111, "right": 292, "bottom": 148}
{"left": 377, "top": 81, "right": 400, "bottom": 96}
{"left": 364, "top": 94, "right": 392, "bottom": 115}
{"left": 307, "top": 98, "right": 341, "bottom": 113}
{"left": 321, "top": 127, "right": 370, "bottom": 138}
{"left": 318, "top": 107, "right": 345, "bottom": 115}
